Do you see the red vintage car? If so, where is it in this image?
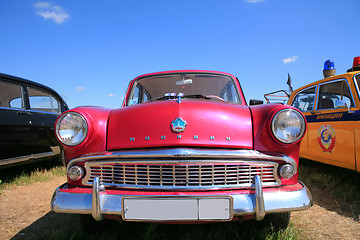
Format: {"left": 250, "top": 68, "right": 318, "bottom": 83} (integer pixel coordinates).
{"left": 51, "top": 70, "right": 312, "bottom": 230}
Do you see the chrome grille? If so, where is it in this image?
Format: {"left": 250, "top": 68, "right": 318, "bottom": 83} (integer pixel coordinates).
{"left": 83, "top": 160, "right": 280, "bottom": 190}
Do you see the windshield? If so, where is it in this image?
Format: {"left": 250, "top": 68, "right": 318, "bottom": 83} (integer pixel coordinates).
{"left": 127, "top": 73, "right": 241, "bottom": 106}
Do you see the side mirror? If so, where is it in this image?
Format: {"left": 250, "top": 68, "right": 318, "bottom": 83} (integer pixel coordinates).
{"left": 335, "top": 99, "right": 348, "bottom": 108}
{"left": 249, "top": 99, "right": 263, "bottom": 106}
{"left": 335, "top": 99, "right": 353, "bottom": 113}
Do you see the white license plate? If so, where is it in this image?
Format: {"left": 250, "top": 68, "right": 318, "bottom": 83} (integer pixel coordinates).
{"left": 123, "top": 197, "right": 231, "bottom": 221}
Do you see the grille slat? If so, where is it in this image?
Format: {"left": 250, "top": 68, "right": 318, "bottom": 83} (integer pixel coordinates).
{"left": 84, "top": 161, "right": 279, "bottom": 189}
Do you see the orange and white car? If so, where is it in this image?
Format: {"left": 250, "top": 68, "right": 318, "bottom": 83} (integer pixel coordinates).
{"left": 288, "top": 57, "right": 360, "bottom": 171}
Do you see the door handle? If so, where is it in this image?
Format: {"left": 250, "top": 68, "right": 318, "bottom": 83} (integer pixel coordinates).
{"left": 17, "top": 111, "right": 31, "bottom": 115}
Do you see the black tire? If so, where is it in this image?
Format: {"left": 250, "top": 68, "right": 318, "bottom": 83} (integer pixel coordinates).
{"left": 263, "top": 212, "right": 290, "bottom": 231}
{"left": 58, "top": 149, "right": 66, "bottom": 166}
{"left": 79, "top": 214, "right": 111, "bottom": 233}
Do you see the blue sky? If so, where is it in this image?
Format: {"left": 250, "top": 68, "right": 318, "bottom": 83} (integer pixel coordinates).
{"left": 1, "top": 0, "right": 359, "bottom": 108}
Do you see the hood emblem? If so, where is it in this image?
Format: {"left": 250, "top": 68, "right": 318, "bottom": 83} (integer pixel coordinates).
{"left": 171, "top": 117, "right": 187, "bottom": 133}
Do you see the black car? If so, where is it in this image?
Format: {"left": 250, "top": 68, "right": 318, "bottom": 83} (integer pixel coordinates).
{"left": 0, "top": 73, "right": 69, "bottom": 168}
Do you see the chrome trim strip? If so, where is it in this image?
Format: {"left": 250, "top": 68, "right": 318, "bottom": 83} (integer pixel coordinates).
{"left": 0, "top": 146, "right": 61, "bottom": 168}
{"left": 0, "top": 106, "right": 60, "bottom": 115}
{"left": 51, "top": 182, "right": 313, "bottom": 221}
{"left": 0, "top": 106, "right": 27, "bottom": 111}
{"left": 28, "top": 109, "right": 60, "bottom": 115}
{"left": 67, "top": 148, "right": 297, "bottom": 173}
{"left": 254, "top": 175, "right": 265, "bottom": 221}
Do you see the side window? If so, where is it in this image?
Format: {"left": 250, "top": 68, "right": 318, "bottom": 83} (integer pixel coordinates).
{"left": 128, "top": 85, "right": 140, "bottom": 106}
{"left": 128, "top": 84, "right": 150, "bottom": 105}
{"left": 51, "top": 96, "right": 60, "bottom": 113}
{"left": 221, "top": 90, "right": 229, "bottom": 102}
{"left": 28, "top": 87, "right": 60, "bottom": 113}
{"left": 220, "top": 81, "right": 240, "bottom": 103}
{"left": 291, "top": 86, "right": 316, "bottom": 112}
{"left": 229, "top": 84, "right": 239, "bottom": 103}
{"left": 143, "top": 91, "right": 150, "bottom": 102}
{"left": 0, "top": 81, "right": 23, "bottom": 109}
{"left": 317, "top": 80, "right": 354, "bottom": 110}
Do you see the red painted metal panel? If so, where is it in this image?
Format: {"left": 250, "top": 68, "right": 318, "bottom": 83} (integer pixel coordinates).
{"left": 108, "top": 100, "right": 253, "bottom": 150}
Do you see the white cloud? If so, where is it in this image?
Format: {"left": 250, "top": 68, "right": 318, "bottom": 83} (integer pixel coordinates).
{"left": 34, "top": 2, "right": 69, "bottom": 24}
{"left": 108, "top": 94, "right": 115, "bottom": 97}
{"left": 75, "top": 86, "right": 86, "bottom": 92}
{"left": 283, "top": 56, "right": 299, "bottom": 64}
{"left": 246, "top": 0, "right": 265, "bottom": 3}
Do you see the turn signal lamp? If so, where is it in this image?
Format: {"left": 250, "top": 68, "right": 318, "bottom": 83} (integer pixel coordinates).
{"left": 279, "top": 164, "right": 295, "bottom": 179}
{"left": 68, "top": 166, "right": 84, "bottom": 181}
{"left": 323, "top": 59, "right": 336, "bottom": 78}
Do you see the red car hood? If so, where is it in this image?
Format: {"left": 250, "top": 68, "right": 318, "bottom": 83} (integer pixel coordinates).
{"left": 107, "top": 100, "right": 253, "bottom": 150}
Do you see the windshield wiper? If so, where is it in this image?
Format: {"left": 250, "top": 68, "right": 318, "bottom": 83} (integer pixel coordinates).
{"left": 150, "top": 93, "right": 226, "bottom": 102}
{"left": 183, "top": 94, "right": 226, "bottom": 102}
{"left": 182, "top": 94, "right": 211, "bottom": 99}
{"left": 150, "top": 93, "right": 179, "bottom": 102}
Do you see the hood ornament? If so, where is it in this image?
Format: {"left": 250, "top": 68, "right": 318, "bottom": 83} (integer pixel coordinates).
{"left": 177, "top": 93, "right": 184, "bottom": 103}
{"left": 171, "top": 117, "right": 187, "bottom": 133}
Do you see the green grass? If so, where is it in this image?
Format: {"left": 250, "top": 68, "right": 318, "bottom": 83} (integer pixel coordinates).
{"left": 298, "top": 158, "right": 360, "bottom": 221}
{"left": 298, "top": 158, "right": 360, "bottom": 201}
{"left": 0, "top": 160, "right": 66, "bottom": 191}
{"left": 49, "top": 218, "right": 301, "bottom": 240}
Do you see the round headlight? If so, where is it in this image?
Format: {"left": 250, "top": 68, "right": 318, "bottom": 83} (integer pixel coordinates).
{"left": 68, "top": 166, "right": 84, "bottom": 181}
{"left": 56, "top": 112, "right": 88, "bottom": 146}
{"left": 271, "top": 109, "right": 305, "bottom": 144}
{"left": 279, "top": 164, "right": 295, "bottom": 179}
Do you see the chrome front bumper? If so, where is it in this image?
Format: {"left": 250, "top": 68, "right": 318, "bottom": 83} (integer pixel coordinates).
{"left": 51, "top": 177, "right": 313, "bottom": 222}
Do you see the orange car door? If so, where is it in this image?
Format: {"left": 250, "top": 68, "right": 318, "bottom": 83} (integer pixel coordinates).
{"left": 306, "top": 79, "right": 356, "bottom": 170}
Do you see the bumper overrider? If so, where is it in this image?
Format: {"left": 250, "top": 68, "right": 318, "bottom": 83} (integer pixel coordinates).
{"left": 51, "top": 149, "right": 313, "bottom": 222}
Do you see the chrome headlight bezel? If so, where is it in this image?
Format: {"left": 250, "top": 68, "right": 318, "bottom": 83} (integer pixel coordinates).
{"left": 56, "top": 112, "right": 88, "bottom": 146}
{"left": 271, "top": 108, "right": 306, "bottom": 144}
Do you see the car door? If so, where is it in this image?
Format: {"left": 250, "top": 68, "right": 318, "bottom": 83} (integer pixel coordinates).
{"left": 352, "top": 73, "right": 360, "bottom": 172}
{"left": 0, "top": 80, "right": 34, "bottom": 160}
{"left": 306, "top": 78, "right": 356, "bottom": 170}
{"left": 26, "top": 85, "right": 63, "bottom": 155}
{"left": 290, "top": 85, "right": 317, "bottom": 157}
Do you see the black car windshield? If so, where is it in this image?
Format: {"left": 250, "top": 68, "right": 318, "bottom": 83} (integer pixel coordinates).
{"left": 127, "top": 73, "right": 241, "bottom": 106}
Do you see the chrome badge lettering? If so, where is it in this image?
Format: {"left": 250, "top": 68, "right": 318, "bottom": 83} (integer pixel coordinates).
{"left": 171, "top": 117, "right": 187, "bottom": 133}
{"left": 129, "top": 135, "right": 231, "bottom": 142}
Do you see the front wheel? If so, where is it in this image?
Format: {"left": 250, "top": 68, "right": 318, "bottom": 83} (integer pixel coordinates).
{"left": 79, "top": 214, "right": 112, "bottom": 233}
{"left": 263, "top": 212, "right": 290, "bottom": 230}
{"left": 58, "top": 149, "right": 66, "bottom": 166}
